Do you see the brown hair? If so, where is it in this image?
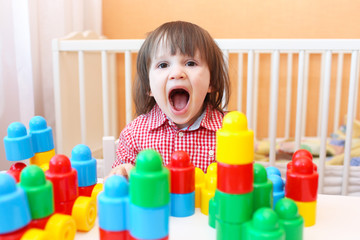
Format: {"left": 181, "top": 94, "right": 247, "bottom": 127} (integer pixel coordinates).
{"left": 134, "top": 21, "right": 230, "bottom": 116}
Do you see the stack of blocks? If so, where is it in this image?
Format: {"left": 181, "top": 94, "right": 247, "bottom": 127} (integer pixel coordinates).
{"left": 98, "top": 149, "right": 170, "bottom": 240}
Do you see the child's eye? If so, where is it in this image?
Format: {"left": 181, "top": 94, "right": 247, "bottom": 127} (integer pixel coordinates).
{"left": 186, "top": 61, "right": 197, "bottom": 67}
{"left": 158, "top": 63, "right": 168, "bottom": 68}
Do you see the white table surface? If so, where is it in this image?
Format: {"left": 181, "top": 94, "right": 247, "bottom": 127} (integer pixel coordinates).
{"left": 76, "top": 194, "right": 360, "bottom": 240}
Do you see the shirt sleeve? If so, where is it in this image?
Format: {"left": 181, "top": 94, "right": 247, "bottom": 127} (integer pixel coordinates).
{"left": 113, "top": 124, "right": 138, "bottom": 168}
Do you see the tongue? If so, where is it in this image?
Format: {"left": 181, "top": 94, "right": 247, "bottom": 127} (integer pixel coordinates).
{"left": 172, "top": 93, "right": 188, "bottom": 110}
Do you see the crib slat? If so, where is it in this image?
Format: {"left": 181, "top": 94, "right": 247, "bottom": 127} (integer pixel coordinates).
{"left": 318, "top": 50, "right": 332, "bottom": 194}
{"left": 101, "top": 51, "right": 110, "bottom": 136}
{"left": 246, "top": 50, "right": 254, "bottom": 129}
{"left": 269, "top": 50, "right": 280, "bottom": 166}
{"left": 301, "top": 53, "right": 310, "bottom": 138}
{"left": 222, "top": 50, "right": 229, "bottom": 110}
{"left": 253, "top": 53, "right": 260, "bottom": 138}
{"left": 295, "top": 51, "right": 305, "bottom": 150}
{"left": 237, "top": 53, "right": 243, "bottom": 112}
{"left": 341, "top": 50, "right": 359, "bottom": 195}
{"left": 333, "top": 53, "right": 344, "bottom": 132}
{"left": 78, "top": 51, "right": 86, "bottom": 144}
{"left": 285, "top": 53, "right": 293, "bottom": 139}
{"left": 125, "top": 50, "right": 132, "bottom": 125}
{"left": 52, "top": 40, "right": 63, "bottom": 153}
{"left": 317, "top": 52, "right": 326, "bottom": 138}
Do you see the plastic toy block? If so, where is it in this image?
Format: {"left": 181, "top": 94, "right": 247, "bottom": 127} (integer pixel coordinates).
{"left": 129, "top": 235, "right": 168, "bottom": 240}
{"left": 285, "top": 157, "right": 318, "bottom": 202}
{"left": 45, "top": 154, "right": 78, "bottom": 214}
{"left": 268, "top": 174, "right": 285, "bottom": 208}
{"left": 4, "top": 122, "right": 34, "bottom": 161}
{"left": 29, "top": 116, "right": 55, "bottom": 167}
{"left": 294, "top": 200, "right": 316, "bottom": 227}
{"left": 0, "top": 226, "right": 29, "bottom": 240}
{"left": 243, "top": 208, "right": 285, "bottom": 240}
{"left": 7, "top": 162, "right": 27, "bottom": 182}
{"left": 287, "top": 149, "right": 317, "bottom": 172}
{"left": 19, "top": 165, "right": 54, "bottom": 220}
{"left": 130, "top": 149, "right": 170, "bottom": 208}
{"left": 208, "top": 197, "right": 217, "bottom": 228}
{"left": 91, "top": 183, "right": 104, "bottom": 200}
{"left": 215, "top": 218, "right": 243, "bottom": 240}
{"left": 98, "top": 175, "right": 129, "bottom": 232}
{"left": 71, "top": 196, "right": 97, "bottom": 231}
{"left": 99, "top": 228, "right": 129, "bottom": 240}
{"left": 194, "top": 167, "right": 205, "bottom": 208}
{"left": 167, "top": 151, "right": 195, "bottom": 194}
{"left": 129, "top": 203, "right": 169, "bottom": 239}
{"left": 216, "top": 111, "right": 254, "bottom": 165}
{"left": 43, "top": 213, "right": 76, "bottom": 240}
{"left": 129, "top": 149, "right": 170, "bottom": 239}
{"left": 70, "top": 144, "right": 97, "bottom": 196}
{"left": 214, "top": 189, "right": 253, "bottom": 224}
{"left": 275, "top": 198, "right": 304, "bottom": 240}
{"left": 217, "top": 162, "right": 253, "bottom": 194}
{"left": 266, "top": 166, "right": 282, "bottom": 177}
{"left": 0, "top": 173, "right": 31, "bottom": 235}
{"left": 253, "top": 163, "right": 273, "bottom": 212}
{"left": 200, "top": 163, "right": 217, "bottom": 215}
{"left": 170, "top": 192, "right": 195, "bottom": 217}
{"left": 20, "top": 228, "right": 49, "bottom": 240}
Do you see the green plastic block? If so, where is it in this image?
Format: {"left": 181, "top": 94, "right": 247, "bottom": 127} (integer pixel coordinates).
{"left": 216, "top": 218, "right": 244, "bottom": 240}
{"left": 215, "top": 189, "right": 253, "bottom": 224}
{"left": 244, "top": 207, "right": 285, "bottom": 240}
{"left": 275, "top": 198, "right": 304, "bottom": 240}
{"left": 209, "top": 197, "right": 217, "bottom": 228}
{"left": 130, "top": 149, "right": 170, "bottom": 208}
{"left": 19, "top": 165, "right": 54, "bottom": 219}
{"left": 254, "top": 163, "right": 273, "bottom": 211}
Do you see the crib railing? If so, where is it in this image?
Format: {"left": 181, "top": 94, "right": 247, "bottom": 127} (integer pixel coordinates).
{"left": 52, "top": 38, "right": 360, "bottom": 195}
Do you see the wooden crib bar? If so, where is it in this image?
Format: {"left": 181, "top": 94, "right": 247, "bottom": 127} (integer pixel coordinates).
{"left": 52, "top": 38, "right": 360, "bottom": 195}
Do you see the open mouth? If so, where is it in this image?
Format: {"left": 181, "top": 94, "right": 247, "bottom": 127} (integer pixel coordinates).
{"left": 169, "top": 88, "right": 190, "bottom": 111}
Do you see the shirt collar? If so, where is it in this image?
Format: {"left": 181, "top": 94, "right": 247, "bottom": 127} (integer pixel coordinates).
{"left": 148, "top": 104, "right": 223, "bottom": 132}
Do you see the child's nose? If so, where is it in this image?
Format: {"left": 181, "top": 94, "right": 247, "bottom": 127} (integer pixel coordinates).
{"left": 169, "top": 66, "right": 186, "bottom": 80}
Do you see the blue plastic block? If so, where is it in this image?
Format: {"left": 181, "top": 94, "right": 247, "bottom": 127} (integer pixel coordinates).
{"left": 0, "top": 173, "right": 31, "bottom": 234}
{"left": 98, "top": 175, "right": 129, "bottom": 231}
{"left": 29, "top": 116, "right": 54, "bottom": 153}
{"left": 129, "top": 203, "right": 169, "bottom": 239}
{"left": 3, "top": 122, "right": 34, "bottom": 161}
{"left": 70, "top": 144, "right": 97, "bottom": 187}
{"left": 268, "top": 174, "right": 285, "bottom": 208}
{"left": 170, "top": 191, "right": 195, "bottom": 217}
{"left": 266, "top": 166, "right": 281, "bottom": 177}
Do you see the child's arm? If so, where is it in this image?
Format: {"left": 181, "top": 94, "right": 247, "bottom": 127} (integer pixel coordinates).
{"left": 106, "top": 163, "right": 134, "bottom": 180}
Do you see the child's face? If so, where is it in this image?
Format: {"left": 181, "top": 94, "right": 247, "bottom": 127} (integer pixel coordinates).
{"left": 149, "top": 45, "right": 211, "bottom": 129}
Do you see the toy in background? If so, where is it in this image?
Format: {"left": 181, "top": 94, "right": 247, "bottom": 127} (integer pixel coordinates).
{"left": 45, "top": 154, "right": 97, "bottom": 232}
{"left": 7, "top": 162, "right": 27, "bottom": 182}
{"left": 266, "top": 166, "right": 285, "bottom": 208}
{"left": 201, "top": 162, "right": 217, "bottom": 215}
{"left": 18, "top": 165, "right": 77, "bottom": 240}
{"left": 167, "top": 151, "right": 195, "bottom": 217}
{"left": 285, "top": 149, "right": 318, "bottom": 227}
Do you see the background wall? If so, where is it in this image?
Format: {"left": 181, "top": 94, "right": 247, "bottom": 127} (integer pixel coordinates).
{"left": 102, "top": 0, "right": 360, "bottom": 139}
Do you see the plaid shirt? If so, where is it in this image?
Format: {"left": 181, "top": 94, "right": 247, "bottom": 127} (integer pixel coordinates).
{"left": 114, "top": 104, "right": 224, "bottom": 172}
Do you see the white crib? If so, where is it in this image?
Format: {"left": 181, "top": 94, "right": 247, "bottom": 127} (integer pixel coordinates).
{"left": 52, "top": 34, "right": 360, "bottom": 196}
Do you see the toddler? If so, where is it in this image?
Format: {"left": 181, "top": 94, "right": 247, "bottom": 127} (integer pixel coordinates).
{"left": 110, "top": 21, "right": 230, "bottom": 178}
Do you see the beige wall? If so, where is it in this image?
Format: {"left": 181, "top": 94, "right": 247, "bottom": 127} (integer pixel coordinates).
{"left": 103, "top": 0, "right": 360, "bottom": 139}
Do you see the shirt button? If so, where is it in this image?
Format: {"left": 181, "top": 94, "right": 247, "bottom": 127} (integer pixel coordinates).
{"left": 179, "top": 132, "right": 184, "bottom": 137}
{"left": 209, "top": 150, "right": 214, "bottom": 156}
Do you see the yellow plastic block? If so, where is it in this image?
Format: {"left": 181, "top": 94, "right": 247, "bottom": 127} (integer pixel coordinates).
{"left": 21, "top": 228, "right": 49, "bottom": 240}
{"left": 45, "top": 213, "right": 76, "bottom": 240}
{"left": 30, "top": 149, "right": 55, "bottom": 166}
{"left": 72, "top": 196, "right": 97, "bottom": 231}
{"left": 91, "top": 183, "right": 104, "bottom": 200}
{"left": 295, "top": 200, "right": 317, "bottom": 227}
{"left": 216, "top": 111, "right": 254, "bottom": 165}
{"left": 195, "top": 167, "right": 205, "bottom": 208}
{"left": 201, "top": 165, "right": 217, "bottom": 215}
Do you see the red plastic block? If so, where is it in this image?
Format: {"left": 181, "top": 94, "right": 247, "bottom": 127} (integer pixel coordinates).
{"left": 45, "top": 154, "right": 79, "bottom": 214}
{"left": 79, "top": 184, "right": 96, "bottom": 197}
{"left": 217, "top": 162, "right": 253, "bottom": 194}
{"left": 0, "top": 225, "right": 28, "bottom": 240}
{"left": 99, "top": 228, "right": 129, "bottom": 240}
{"left": 28, "top": 215, "right": 51, "bottom": 229}
{"left": 285, "top": 157, "right": 318, "bottom": 202}
{"left": 167, "top": 151, "right": 195, "bottom": 194}
{"left": 7, "top": 162, "right": 27, "bottom": 182}
{"left": 287, "top": 149, "right": 317, "bottom": 172}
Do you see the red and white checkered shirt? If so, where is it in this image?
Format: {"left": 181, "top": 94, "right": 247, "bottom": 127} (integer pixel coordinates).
{"left": 114, "top": 104, "right": 224, "bottom": 172}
